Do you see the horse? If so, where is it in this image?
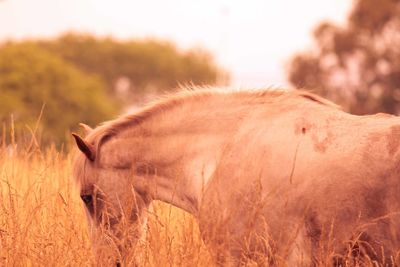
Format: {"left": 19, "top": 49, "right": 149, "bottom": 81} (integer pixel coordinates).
{"left": 72, "top": 88, "right": 400, "bottom": 266}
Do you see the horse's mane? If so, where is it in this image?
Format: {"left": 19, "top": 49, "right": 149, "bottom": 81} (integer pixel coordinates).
{"left": 85, "top": 87, "right": 340, "bottom": 151}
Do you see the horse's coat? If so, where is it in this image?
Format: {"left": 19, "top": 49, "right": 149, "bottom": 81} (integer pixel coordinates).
{"left": 72, "top": 88, "right": 400, "bottom": 266}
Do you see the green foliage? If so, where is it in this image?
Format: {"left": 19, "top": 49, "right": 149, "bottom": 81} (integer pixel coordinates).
{"left": 288, "top": 0, "right": 400, "bottom": 114}
{"left": 38, "top": 33, "right": 227, "bottom": 96}
{"left": 0, "top": 43, "right": 118, "bottom": 145}
{"left": 0, "top": 33, "right": 226, "bottom": 145}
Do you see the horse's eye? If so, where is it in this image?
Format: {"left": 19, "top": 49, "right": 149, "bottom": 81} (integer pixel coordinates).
{"left": 80, "top": 194, "right": 93, "bottom": 205}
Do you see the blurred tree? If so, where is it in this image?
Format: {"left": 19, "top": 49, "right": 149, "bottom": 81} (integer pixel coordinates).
{"left": 38, "top": 33, "right": 228, "bottom": 101}
{"left": 288, "top": 0, "right": 400, "bottom": 114}
{"left": 0, "top": 43, "right": 118, "bottom": 145}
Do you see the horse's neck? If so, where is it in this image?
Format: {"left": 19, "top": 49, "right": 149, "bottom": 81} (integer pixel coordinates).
{"left": 136, "top": 131, "right": 226, "bottom": 216}
{"left": 128, "top": 98, "right": 245, "bottom": 216}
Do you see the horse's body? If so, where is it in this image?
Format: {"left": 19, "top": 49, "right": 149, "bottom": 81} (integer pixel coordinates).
{"left": 73, "top": 89, "right": 400, "bottom": 266}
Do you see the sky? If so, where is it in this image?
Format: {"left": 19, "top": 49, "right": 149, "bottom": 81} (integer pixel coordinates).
{"left": 0, "top": 0, "right": 352, "bottom": 88}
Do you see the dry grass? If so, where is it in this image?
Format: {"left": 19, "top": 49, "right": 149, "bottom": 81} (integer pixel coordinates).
{"left": 0, "top": 143, "right": 214, "bottom": 267}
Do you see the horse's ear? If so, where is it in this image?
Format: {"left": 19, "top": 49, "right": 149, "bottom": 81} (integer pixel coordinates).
{"left": 79, "top": 123, "right": 93, "bottom": 136}
{"left": 72, "top": 133, "right": 95, "bottom": 161}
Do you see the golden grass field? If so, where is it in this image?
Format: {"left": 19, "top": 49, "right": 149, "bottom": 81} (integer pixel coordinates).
{"left": 0, "top": 141, "right": 215, "bottom": 267}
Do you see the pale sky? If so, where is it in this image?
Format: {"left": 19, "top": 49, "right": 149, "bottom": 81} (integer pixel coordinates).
{"left": 0, "top": 0, "right": 352, "bottom": 88}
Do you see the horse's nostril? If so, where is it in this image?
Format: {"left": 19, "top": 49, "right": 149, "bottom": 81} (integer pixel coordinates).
{"left": 115, "top": 259, "right": 121, "bottom": 267}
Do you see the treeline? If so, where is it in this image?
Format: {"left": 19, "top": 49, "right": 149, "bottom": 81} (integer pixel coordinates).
{"left": 0, "top": 33, "right": 227, "bottom": 146}
{"left": 38, "top": 33, "right": 228, "bottom": 96}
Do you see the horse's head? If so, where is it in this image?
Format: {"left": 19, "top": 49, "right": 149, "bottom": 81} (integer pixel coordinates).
{"left": 72, "top": 129, "right": 150, "bottom": 265}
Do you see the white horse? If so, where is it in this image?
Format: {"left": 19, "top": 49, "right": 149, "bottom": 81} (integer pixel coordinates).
{"left": 72, "top": 88, "right": 400, "bottom": 266}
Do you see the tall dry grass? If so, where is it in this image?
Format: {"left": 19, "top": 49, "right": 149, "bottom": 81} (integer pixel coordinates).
{"left": 0, "top": 137, "right": 214, "bottom": 266}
